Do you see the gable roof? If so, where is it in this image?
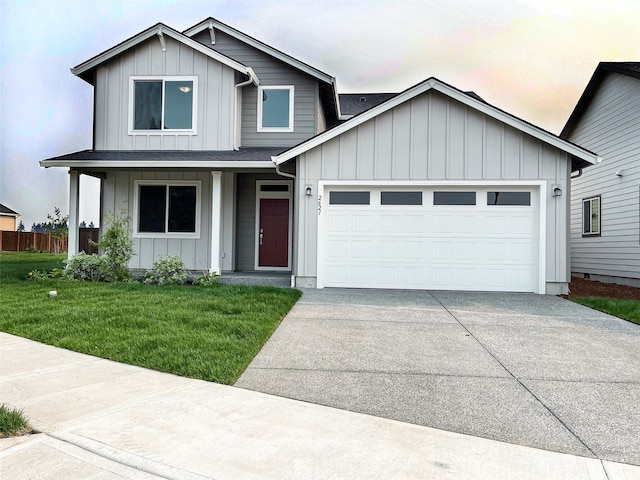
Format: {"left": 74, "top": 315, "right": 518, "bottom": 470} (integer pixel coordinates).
{"left": 72, "top": 23, "right": 255, "bottom": 84}
{"left": 561, "top": 62, "right": 640, "bottom": 138}
{"left": 184, "top": 17, "right": 344, "bottom": 122}
{"left": 184, "top": 18, "right": 334, "bottom": 84}
{"left": 274, "top": 77, "right": 600, "bottom": 171}
{"left": 0, "top": 204, "right": 20, "bottom": 217}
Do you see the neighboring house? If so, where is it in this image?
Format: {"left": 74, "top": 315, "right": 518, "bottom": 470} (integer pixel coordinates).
{"left": 561, "top": 62, "right": 640, "bottom": 287}
{"left": 0, "top": 204, "right": 20, "bottom": 231}
{"left": 41, "top": 17, "right": 598, "bottom": 294}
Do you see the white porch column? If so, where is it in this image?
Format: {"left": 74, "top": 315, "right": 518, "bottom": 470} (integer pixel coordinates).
{"left": 210, "top": 171, "right": 223, "bottom": 274}
{"left": 68, "top": 170, "right": 80, "bottom": 259}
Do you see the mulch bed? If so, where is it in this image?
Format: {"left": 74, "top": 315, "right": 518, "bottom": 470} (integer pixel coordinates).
{"left": 565, "top": 276, "right": 640, "bottom": 301}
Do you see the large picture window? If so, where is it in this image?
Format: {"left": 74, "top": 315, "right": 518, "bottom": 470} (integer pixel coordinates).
{"left": 258, "top": 86, "right": 294, "bottom": 132}
{"left": 135, "top": 181, "right": 200, "bottom": 237}
{"left": 130, "top": 77, "right": 196, "bottom": 132}
{"left": 582, "top": 196, "right": 601, "bottom": 236}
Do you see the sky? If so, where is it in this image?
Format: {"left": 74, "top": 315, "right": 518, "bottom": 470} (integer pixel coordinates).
{"left": 1, "top": 0, "right": 639, "bottom": 229}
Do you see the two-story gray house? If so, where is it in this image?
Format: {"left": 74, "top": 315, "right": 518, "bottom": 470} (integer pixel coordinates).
{"left": 41, "top": 17, "right": 599, "bottom": 294}
{"left": 561, "top": 62, "right": 640, "bottom": 287}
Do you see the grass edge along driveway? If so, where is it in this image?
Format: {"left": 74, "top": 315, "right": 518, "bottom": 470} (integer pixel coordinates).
{"left": 0, "top": 252, "right": 300, "bottom": 384}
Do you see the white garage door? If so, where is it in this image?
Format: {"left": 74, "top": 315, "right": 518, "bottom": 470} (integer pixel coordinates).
{"left": 321, "top": 187, "right": 540, "bottom": 292}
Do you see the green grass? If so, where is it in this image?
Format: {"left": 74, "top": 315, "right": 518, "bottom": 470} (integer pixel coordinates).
{"left": 0, "top": 404, "right": 31, "bottom": 437}
{"left": 572, "top": 296, "right": 640, "bottom": 325}
{"left": 0, "top": 251, "right": 301, "bottom": 384}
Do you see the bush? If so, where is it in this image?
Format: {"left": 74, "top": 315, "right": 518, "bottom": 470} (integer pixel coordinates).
{"left": 64, "top": 252, "right": 105, "bottom": 281}
{"left": 0, "top": 404, "right": 31, "bottom": 438}
{"left": 144, "top": 256, "right": 188, "bottom": 285}
{"left": 94, "top": 210, "right": 135, "bottom": 282}
{"left": 193, "top": 271, "right": 218, "bottom": 286}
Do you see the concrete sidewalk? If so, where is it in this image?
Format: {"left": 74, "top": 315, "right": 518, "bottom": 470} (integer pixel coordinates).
{"left": 1, "top": 333, "right": 638, "bottom": 479}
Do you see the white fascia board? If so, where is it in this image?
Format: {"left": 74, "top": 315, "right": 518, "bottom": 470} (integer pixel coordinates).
{"left": 39, "top": 160, "right": 276, "bottom": 169}
{"left": 184, "top": 19, "right": 334, "bottom": 85}
{"left": 72, "top": 24, "right": 249, "bottom": 78}
{"left": 274, "top": 78, "right": 599, "bottom": 166}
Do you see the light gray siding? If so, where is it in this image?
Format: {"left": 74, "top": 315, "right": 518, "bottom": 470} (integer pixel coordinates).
{"left": 192, "top": 30, "right": 320, "bottom": 147}
{"left": 294, "top": 90, "right": 571, "bottom": 288}
{"left": 94, "top": 36, "right": 236, "bottom": 150}
{"left": 101, "top": 169, "right": 212, "bottom": 270}
{"left": 567, "top": 72, "right": 640, "bottom": 282}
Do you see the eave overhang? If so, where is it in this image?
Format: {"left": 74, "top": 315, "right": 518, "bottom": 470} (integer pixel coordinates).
{"left": 72, "top": 23, "right": 252, "bottom": 84}
{"left": 273, "top": 77, "right": 600, "bottom": 171}
{"left": 40, "top": 149, "right": 284, "bottom": 170}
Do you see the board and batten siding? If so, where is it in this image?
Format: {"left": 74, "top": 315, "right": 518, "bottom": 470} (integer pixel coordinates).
{"left": 192, "top": 30, "right": 322, "bottom": 147}
{"left": 293, "top": 90, "right": 571, "bottom": 288}
{"left": 93, "top": 35, "right": 237, "bottom": 150}
{"left": 567, "top": 72, "right": 640, "bottom": 283}
{"left": 101, "top": 170, "right": 212, "bottom": 270}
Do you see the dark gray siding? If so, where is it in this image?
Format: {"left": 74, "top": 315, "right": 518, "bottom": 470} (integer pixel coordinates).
{"left": 235, "top": 173, "right": 283, "bottom": 271}
{"left": 192, "top": 30, "right": 320, "bottom": 147}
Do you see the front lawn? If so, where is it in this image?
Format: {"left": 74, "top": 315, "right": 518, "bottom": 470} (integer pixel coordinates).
{"left": 572, "top": 297, "right": 640, "bottom": 325}
{"left": 0, "top": 252, "right": 301, "bottom": 384}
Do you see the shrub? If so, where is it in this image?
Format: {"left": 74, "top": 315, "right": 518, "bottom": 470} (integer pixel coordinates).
{"left": 0, "top": 404, "right": 31, "bottom": 438}
{"left": 193, "top": 271, "right": 218, "bottom": 286}
{"left": 64, "top": 252, "right": 105, "bottom": 281}
{"left": 94, "top": 210, "right": 135, "bottom": 282}
{"left": 144, "top": 256, "right": 188, "bottom": 285}
{"left": 26, "top": 270, "right": 50, "bottom": 281}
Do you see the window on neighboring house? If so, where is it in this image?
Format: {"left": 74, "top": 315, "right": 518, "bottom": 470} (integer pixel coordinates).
{"left": 258, "top": 86, "right": 294, "bottom": 132}
{"left": 135, "top": 181, "right": 200, "bottom": 237}
{"left": 582, "top": 196, "right": 601, "bottom": 236}
{"left": 130, "top": 77, "right": 196, "bottom": 132}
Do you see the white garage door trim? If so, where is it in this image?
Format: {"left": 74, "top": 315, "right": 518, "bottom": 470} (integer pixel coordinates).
{"left": 317, "top": 180, "right": 547, "bottom": 293}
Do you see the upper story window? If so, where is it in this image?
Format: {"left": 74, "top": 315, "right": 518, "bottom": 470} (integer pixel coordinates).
{"left": 258, "top": 86, "right": 294, "bottom": 132}
{"left": 129, "top": 77, "right": 197, "bottom": 134}
{"left": 582, "top": 196, "right": 601, "bottom": 236}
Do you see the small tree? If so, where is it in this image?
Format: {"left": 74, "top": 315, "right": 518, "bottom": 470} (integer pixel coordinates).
{"left": 16, "top": 221, "right": 24, "bottom": 232}
{"left": 47, "top": 207, "right": 69, "bottom": 255}
{"left": 94, "top": 209, "right": 135, "bottom": 282}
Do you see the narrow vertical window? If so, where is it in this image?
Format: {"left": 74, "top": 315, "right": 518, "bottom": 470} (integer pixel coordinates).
{"left": 582, "top": 196, "right": 600, "bottom": 236}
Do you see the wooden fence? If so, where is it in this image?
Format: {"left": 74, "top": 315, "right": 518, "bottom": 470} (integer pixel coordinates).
{"left": 0, "top": 229, "right": 99, "bottom": 254}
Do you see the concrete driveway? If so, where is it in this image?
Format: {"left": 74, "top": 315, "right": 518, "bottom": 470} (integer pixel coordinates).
{"left": 236, "top": 289, "right": 640, "bottom": 466}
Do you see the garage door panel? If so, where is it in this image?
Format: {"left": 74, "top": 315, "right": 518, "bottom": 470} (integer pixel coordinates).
{"left": 322, "top": 187, "right": 539, "bottom": 292}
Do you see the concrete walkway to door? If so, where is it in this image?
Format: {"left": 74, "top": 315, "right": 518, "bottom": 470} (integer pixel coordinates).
{"left": 236, "top": 289, "right": 640, "bottom": 466}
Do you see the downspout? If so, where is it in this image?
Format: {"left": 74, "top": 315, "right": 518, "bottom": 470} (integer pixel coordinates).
{"left": 233, "top": 67, "right": 259, "bottom": 150}
{"left": 571, "top": 169, "right": 583, "bottom": 179}
{"left": 274, "top": 158, "right": 296, "bottom": 287}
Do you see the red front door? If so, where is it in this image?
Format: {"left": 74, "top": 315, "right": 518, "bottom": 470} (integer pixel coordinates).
{"left": 258, "top": 198, "right": 289, "bottom": 267}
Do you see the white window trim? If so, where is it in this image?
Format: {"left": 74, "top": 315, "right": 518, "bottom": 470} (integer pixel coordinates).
{"left": 133, "top": 180, "right": 201, "bottom": 239}
{"left": 128, "top": 76, "right": 198, "bottom": 135}
{"left": 582, "top": 196, "right": 601, "bottom": 236}
{"left": 257, "top": 85, "right": 294, "bottom": 132}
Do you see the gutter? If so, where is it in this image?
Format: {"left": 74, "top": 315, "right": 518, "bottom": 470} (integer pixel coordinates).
{"left": 233, "top": 67, "right": 260, "bottom": 150}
